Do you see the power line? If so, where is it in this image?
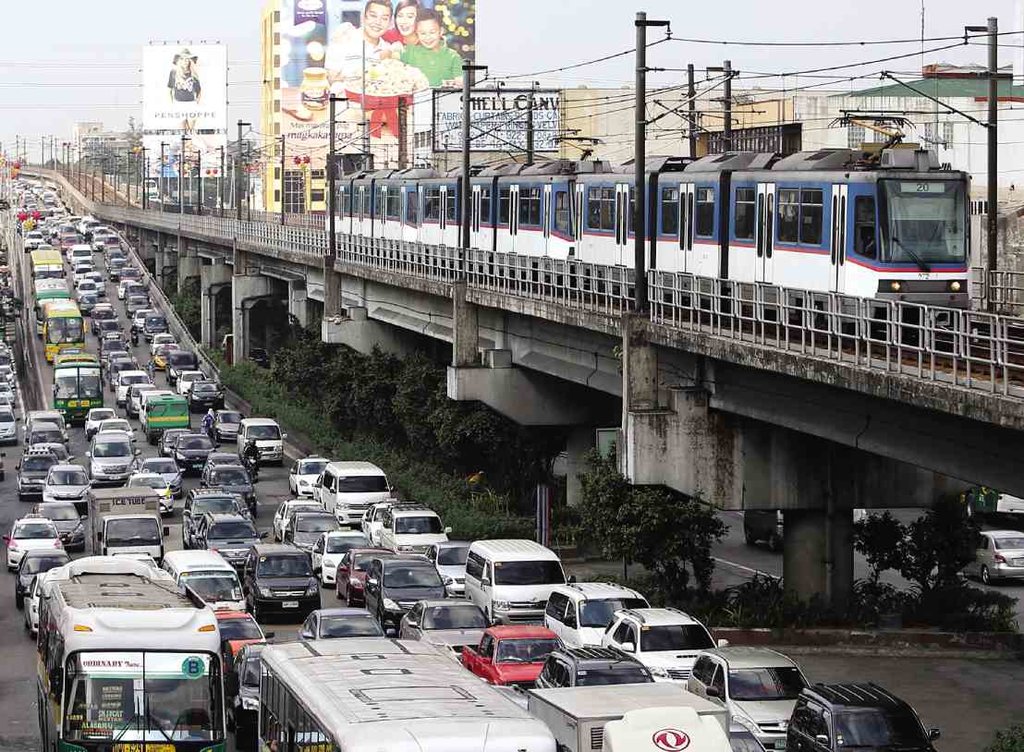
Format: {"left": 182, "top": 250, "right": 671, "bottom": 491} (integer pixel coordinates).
{"left": 666, "top": 29, "right": 1024, "bottom": 48}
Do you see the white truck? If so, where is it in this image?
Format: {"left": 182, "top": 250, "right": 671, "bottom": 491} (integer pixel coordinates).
{"left": 527, "top": 684, "right": 729, "bottom": 752}
{"left": 88, "top": 487, "right": 168, "bottom": 563}
{"left": 604, "top": 707, "right": 732, "bottom": 752}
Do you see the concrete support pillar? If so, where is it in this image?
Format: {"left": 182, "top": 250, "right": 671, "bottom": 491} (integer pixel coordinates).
{"left": 451, "top": 281, "right": 479, "bottom": 367}
{"left": 323, "top": 259, "right": 342, "bottom": 318}
{"left": 232, "top": 248, "right": 273, "bottom": 365}
{"left": 783, "top": 504, "right": 855, "bottom": 611}
{"left": 288, "top": 281, "right": 309, "bottom": 328}
{"left": 200, "top": 260, "right": 233, "bottom": 348}
{"left": 564, "top": 426, "right": 595, "bottom": 507}
{"left": 621, "top": 313, "right": 660, "bottom": 412}
{"left": 177, "top": 235, "right": 201, "bottom": 293}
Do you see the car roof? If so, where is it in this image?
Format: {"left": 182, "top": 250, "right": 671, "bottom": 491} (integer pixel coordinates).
{"left": 314, "top": 608, "right": 377, "bottom": 618}
{"left": 20, "top": 548, "right": 68, "bottom": 558}
{"left": 92, "top": 430, "right": 131, "bottom": 441}
{"left": 417, "top": 599, "right": 478, "bottom": 609}
{"left": 553, "top": 646, "right": 641, "bottom": 664}
{"left": 469, "top": 539, "right": 561, "bottom": 561}
{"left": 486, "top": 625, "right": 558, "bottom": 639}
{"left": 701, "top": 646, "right": 798, "bottom": 669}
{"left": 803, "top": 683, "right": 912, "bottom": 710}
{"left": 986, "top": 530, "right": 1024, "bottom": 538}
{"left": 325, "top": 529, "right": 368, "bottom": 538}
{"left": 552, "top": 581, "right": 646, "bottom": 602}
{"left": 14, "top": 516, "right": 56, "bottom": 527}
{"left": 379, "top": 556, "right": 433, "bottom": 569}
{"left": 391, "top": 506, "right": 440, "bottom": 517}
{"left": 615, "top": 608, "right": 702, "bottom": 627}
{"left": 163, "top": 550, "right": 235, "bottom": 568}
{"left": 252, "top": 543, "right": 306, "bottom": 556}
{"left": 324, "top": 461, "right": 385, "bottom": 475}
{"left": 48, "top": 464, "right": 84, "bottom": 473}
{"left": 241, "top": 417, "right": 278, "bottom": 426}
{"left": 204, "top": 512, "right": 250, "bottom": 522}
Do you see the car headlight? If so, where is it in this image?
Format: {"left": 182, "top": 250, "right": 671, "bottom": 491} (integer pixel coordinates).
{"left": 492, "top": 600, "right": 512, "bottom": 611}
{"left": 733, "top": 714, "right": 759, "bottom": 735}
{"left": 383, "top": 598, "right": 400, "bottom": 611}
{"left": 305, "top": 580, "right": 319, "bottom": 596}
{"left": 649, "top": 666, "right": 670, "bottom": 679}
{"left": 398, "top": 545, "right": 414, "bottom": 552}
{"left": 298, "top": 480, "right": 309, "bottom": 487}
{"left": 442, "top": 576, "right": 455, "bottom": 586}
{"left": 258, "top": 586, "right": 272, "bottom": 598}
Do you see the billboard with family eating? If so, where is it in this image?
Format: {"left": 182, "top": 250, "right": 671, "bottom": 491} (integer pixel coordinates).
{"left": 275, "top": 0, "right": 476, "bottom": 163}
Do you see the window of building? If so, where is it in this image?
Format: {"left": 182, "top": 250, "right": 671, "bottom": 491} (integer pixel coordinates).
{"left": 695, "top": 187, "right": 715, "bottom": 237}
{"left": 943, "top": 121, "right": 955, "bottom": 147}
{"left": 777, "top": 188, "right": 800, "bottom": 242}
{"left": 587, "top": 187, "right": 615, "bottom": 231}
{"left": 661, "top": 187, "right": 679, "bottom": 236}
{"left": 734, "top": 187, "right": 756, "bottom": 240}
{"left": 799, "top": 189, "right": 823, "bottom": 245}
{"left": 519, "top": 186, "right": 542, "bottom": 227}
{"left": 283, "top": 169, "right": 305, "bottom": 214}
{"left": 847, "top": 124, "right": 865, "bottom": 148}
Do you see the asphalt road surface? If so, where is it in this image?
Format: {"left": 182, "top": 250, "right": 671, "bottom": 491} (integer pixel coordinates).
{"left": 0, "top": 217, "right": 1020, "bottom": 751}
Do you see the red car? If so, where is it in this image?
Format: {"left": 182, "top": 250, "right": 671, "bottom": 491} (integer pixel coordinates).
{"left": 461, "top": 625, "right": 561, "bottom": 687}
{"left": 335, "top": 547, "right": 395, "bottom": 607}
{"left": 214, "top": 610, "right": 269, "bottom": 674}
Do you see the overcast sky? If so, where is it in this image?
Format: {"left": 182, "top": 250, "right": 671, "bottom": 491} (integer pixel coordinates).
{"left": 2, "top": 0, "right": 1022, "bottom": 159}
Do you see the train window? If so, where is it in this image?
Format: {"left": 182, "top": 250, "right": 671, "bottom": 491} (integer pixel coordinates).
{"left": 519, "top": 187, "right": 542, "bottom": 227}
{"left": 661, "top": 187, "right": 679, "bottom": 236}
{"left": 361, "top": 189, "right": 371, "bottom": 219}
{"left": 445, "top": 190, "right": 458, "bottom": 223}
{"left": 734, "top": 188, "right": 756, "bottom": 240}
{"left": 695, "top": 187, "right": 715, "bottom": 237}
{"left": 854, "top": 196, "right": 877, "bottom": 258}
{"left": 498, "top": 188, "right": 511, "bottom": 227}
{"left": 587, "top": 187, "right": 615, "bottom": 231}
{"left": 777, "top": 189, "right": 800, "bottom": 242}
{"left": 338, "top": 187, "right": 347, "bottom": 218}
{"left": 800, "top": 189, "right": 824, "bottom": 245}
{"left": 405, "top": 192, "right": 419, "bottom": 226}
{"left": 628, "top": 194, "right": 636, "bottom": 234}
{"left": 480, "top": 188, "right": 492, "bottom": 225}
{"left": 385, "top": 190, "right": 401, "bottom": 221}
{"left": 554, "top": 191, "right": 570, "bottom": 233}
{"left": 424, "top": 187, "right": 441, "bottom": 221}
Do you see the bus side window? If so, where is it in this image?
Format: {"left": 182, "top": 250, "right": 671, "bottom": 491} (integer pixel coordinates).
{"left": 854, "top": 196, "right": 877, "bottom": 258}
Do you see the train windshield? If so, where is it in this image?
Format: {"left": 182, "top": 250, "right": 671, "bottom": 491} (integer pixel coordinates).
{"left": 880, "top": 180, "right": 966, "bottom": 266}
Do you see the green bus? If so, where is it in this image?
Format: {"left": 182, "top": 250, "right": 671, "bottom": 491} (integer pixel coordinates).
{"left": 53, "top": 363, "right": 103, "bottom": 423}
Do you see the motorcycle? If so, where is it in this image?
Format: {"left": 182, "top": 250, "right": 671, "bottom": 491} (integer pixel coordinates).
{"left": 129, "top": 327, "right": 139, "bottom": 347}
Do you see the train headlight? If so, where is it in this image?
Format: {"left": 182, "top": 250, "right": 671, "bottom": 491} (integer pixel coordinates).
{"left": 890, "top": 281, "right": 902, "bottom": 292}
{"left": 949, "top": 281, "right": 962, "bottom": 293}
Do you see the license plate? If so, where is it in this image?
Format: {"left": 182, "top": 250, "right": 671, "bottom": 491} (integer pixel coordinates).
{"left": 283, "top": 600, "right": 299, "bottom": 608}
{"left": 114, "top": 745, "right": 175, "bottom": 752}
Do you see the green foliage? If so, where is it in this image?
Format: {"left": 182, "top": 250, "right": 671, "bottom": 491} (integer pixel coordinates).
{"left": 986, "top": 725, "right": 1024, "bottom": 752}
{"left": 169, "top": 277, "right": 201, "bottom": 342}
{"left": 577, "top": 450, "right": 725, "bottom": 597}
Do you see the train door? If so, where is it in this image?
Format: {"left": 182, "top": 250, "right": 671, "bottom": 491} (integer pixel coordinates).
{"left": 755, "top": 182, "right": 775, "bottom": 283}
{"left": 829, "top": 184, "right": 848, "bottom": 293}
{"left": 573, "top": 183, "right": 584, "bottom": 254}
{"left": 614, "top": 183, "right": 630, "bottom": 266}
{"left": 470, "top": 184, "right": 482, "bottom": 250}
{"left": 438, "top": 185, "right": 449, "bottom": 246}
{"left": 541, "top": 184, "right": 553, "bottom": 257}
{"left": 403, "top": 185, "right": 419, "bottom": 242}
{"left": 679, "top": 182, "right": 694, "bottom": 273}
{"left": 508, "top": 184, "right": 520, "bottom": 253}
{"left": 354, "top": 186, "right": 367, "bottom": 237}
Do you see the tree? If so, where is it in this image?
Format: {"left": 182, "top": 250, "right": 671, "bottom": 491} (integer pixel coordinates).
{"left": 577, "top": 451, "right": 725, "bottom": 595}
{"left": 986, "top": 725, "right": 1024, "bottom": 752}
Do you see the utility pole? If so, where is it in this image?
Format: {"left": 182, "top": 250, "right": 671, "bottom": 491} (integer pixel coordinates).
{"left": 634, "top": 12, "right": 670, "bottom": 313}
{"left": 180, "top": 135, "right": 189, "bottom": 215}
{"left": 236, "top": 120, "right": 250, "bottom": 221}
{"left": 219, "top": 146, "right": 226, "bottom": 212}
{"left": 196, "top": 150, "right": 203, "bottom": 215}
{"left": 526, "top": 82, "right": 537, "bottom": 164}
{"left": 723, "top": 59, "right": 733, "bottom": 151}
{"left": 328, "top": 95, "right": 341, "bottom": 259}
{"left": 160, "top": 142, "right": 167, "bottom": 211}
{"left": 964, "top": 18, "right": 999, "bottom": 292}
{"left": 280, "top": 135, "right": 286, "bottom": 226}
{"left": 687, "top": 63, "right": 697, "bottom": 158}
{"left": 398, "top": 96, "right": 408, "bottom": 169}
{"left": 141, "top": 147, "right": 148, "bottom": 209}
{"left": 460, "top": 61, "right": 488, "bottom": 257}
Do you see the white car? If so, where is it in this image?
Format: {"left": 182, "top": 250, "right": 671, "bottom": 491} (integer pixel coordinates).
{"left": 273, "top": 499, "right": 323, "bottom": 543}
{"left": 23, "top": 231, "right": 45, "bottom": 250}
{"left": 115, "top": 371, "right": 151, "bottom": 408}
{"left": 601, "top": 608, "right": 723, "bottom": 683}
{"left": 424, "top": 541, "right": 471, "bottom": 597}
{"left": 377, "top": 505, "right": 449, "bottom": 555}
{"left": 149, "top": 333, "right": 177, "bottom": 356}
{"left": 25, "top": 569, "right": 55, "bottom": 635}
{"left": 5, "top": 516, "right": 62, "bottom": 570}
{"left": 72, "top": 264, "right": 95, "bottom": 286}
{"left": 0, "top": 364, "right": 16, "bottom": 389}
{"left": 361, "top": 501, "right": 394, "bottom": 547}
{"left": 126, "top": 473, "right": 174, "bottom": 515}
{"left": 311, "top": 529, "right": 371, "bottom": 585}
{"left": 97, "top": 418, "right": 136, "bottom": 444}
{"left": 176, "top": 370, "right": 207, "bottom": 397}
{"left": 288, "top": 456, "right": 329, "bottom": 497}
{"left": 545, "top": 582, "right": 650, "bottom": 647}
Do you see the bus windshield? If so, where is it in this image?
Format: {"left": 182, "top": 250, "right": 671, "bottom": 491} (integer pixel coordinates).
{"left": 63, "top": 651, "right": 223, "bottom": 743}
{"left": 54, "top": 368, "right": 102, "bottom": 400}
{"left": 880, "top": 180, "right": 967, "bottom": 265}
{"left": 46, "top": 316, "right": 84, "bottom": 345}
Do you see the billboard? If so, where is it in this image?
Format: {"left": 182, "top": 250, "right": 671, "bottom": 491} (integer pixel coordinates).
{"left": 275, "top": 0, "right": 476, "bottom": 165}
{"left": 432, "top": 88, "right": 561, "bottom": 153}
{"left": 142, "top": 43, "right": 228, "bottom": 134}
{"left": 142, "top": 134, "right": 227, "bottom": 180}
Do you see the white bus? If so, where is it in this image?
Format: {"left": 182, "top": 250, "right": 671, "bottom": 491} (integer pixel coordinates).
{"left": 259, "top": 638, "right": 556, "bottom": 752}
{"left": 36, "top": 556, "right": 228, "bottom": 752}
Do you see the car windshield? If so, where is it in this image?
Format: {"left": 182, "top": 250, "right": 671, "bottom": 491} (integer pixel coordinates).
{"left": 122, "top": 374, "right": 148, "bottom": 386}
{"left": 22, "top": 553, "right": 68, "bottom": 574}
{"left": 50, "top": 469, "right": 88, "bottom": 486}
{"left": 835, "top": 708, "right": 928, "bottom": 749}
{"left": 162, "top": 431, "right": 188, "bottom": 447}
{"left": 217, "top": 412, "right": 241, "bottom": 424}
{"left": 994, "top": 536, "right": 1024, "bottom": 550}
{"left": 326, "top": 535, "right": 369, "bottom": 553}
{"left": 218, "top": 618, "right": 262, "bottom": 641}
{"left": 105, "top": 518, "right": 160, "bottom": 547}
{"left": 22, "top": 456, "right": 57, "bottom": 472}
{"left": 0, "top": 409, "right": 13, "bottom": 423}
{"left": 132, "top": 477, "right": 167, "bottom": 490}
{"left": 240, "top": 653, "right": 262, "bottom": 688}
{"left": 295, "top": 515, "right": 337, "bottom": 534}
{"left": 89, "top": 410, "right": 116, "bottom": 422}
{"left": 178, "top": 436, "right": 213, "bottom": 450}
{"left": 38, "top": 505, "right": 80, "bottom": 521}
{"left": 437, "top": 545, "right": 469, "bottom": 566}
{"left": 209, "top": 521, "right": 258, "bottom": 540}
{"left": 181, "top": 574, "right": 243, "bottom": 603}
{"left": 30, "top": 428, "right": 63, "bottom": 443}
{"left": 579, "top": 598, "right": 650, "bottom": 628}
{"left": 576, "top": 665, "right": 652, "bottom": 686}
{"left": 299, "top": 460, "right": 328, "bottom": 475}
{"left": 145, "top": 316, "right": 166, "bottom": 327}
{"left": 143, "top": 459, "right": 178, "bottom": 474}
{"left": 318, "top": 616, "right": 385, "bottom": 638}
{"left": 352, "top": 552, "right": 389, "bottom": 572}
{"left": 93, "top": 439, "right": 130, "bottom": 458}
{"left": 212, "top": 468, "right": 249, "bottom": 485}
{"left": 257, "top": 555, "right": 312, "bottom": 578}
{"left": 639, "top": 625, "right": 715, "bottom": 652}
{"left": 14, "top": 522, "right": 57, "bottom": 539}
{"left": 195, "top": 497, "right": 239, "bottom": 516}
{"left": 383, "top": 565, "right": 441, "bottom": 588}
{"left": 193, "top": 382, "right": 218, "bottom": 394}
{"left": 492, "top": 560, "right": 565, "bottom": 586}
{"left": 247, "top": 424, "right": 280, "bottom": 440}
{"left": 422, "top": 604, "right": 487, "bottom": 630}
{"left": 496, "top": 638, "right": 560, "bottom": 663}
{"left": 337, "top": 475, "right": 387, "bottom": 492}
{"left": 728, "top": 667, "right": 806, "bottom": 701}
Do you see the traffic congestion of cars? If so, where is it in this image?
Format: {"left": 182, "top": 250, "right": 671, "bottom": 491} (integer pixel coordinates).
{"left": 1, "top": 179, "right": 950, "bottom": 752}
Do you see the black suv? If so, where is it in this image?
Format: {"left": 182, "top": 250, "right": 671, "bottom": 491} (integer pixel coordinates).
{"left": 166, "top": 350, "right": 199, "bottom": 386}
{"left": 189, "top": 380, "right": 225, "bottom": 412}
{"left": 241, "top": 543, "right": 320, "bottom": 622}
{"left": 535, "top": 646, "right": 654, "bottom": 689}
{"left": 173, "top": 433, "right": 215, "bottom": 474}
{"left": 195, "top": 512, "right": 263, "bottom": 569}
{"left": 17, "top": 448, "right": 59, "bottom": 501}
{"left": 743, "top": 509, "right": 783, "bottom": 552}
{"left": 787, "top": 683, "right": 939, "bottom": 752}
{"left": 182, "top": 489, "right": 248, "bottom": 548}
{"left": 364, "top": 556, "right": 445, "bottom": 634}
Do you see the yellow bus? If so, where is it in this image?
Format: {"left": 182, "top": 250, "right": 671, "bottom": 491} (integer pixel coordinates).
{"left": 41, "top": 300, "right": 85, "bottom": 363}
{"left": 30, "top": 249, "right": 64, "bottom": 281}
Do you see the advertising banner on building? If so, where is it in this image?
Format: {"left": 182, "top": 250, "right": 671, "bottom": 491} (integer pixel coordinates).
{"left": 275, "top": 0, "right": 476, "bottom": 166}
{"left": 142, "top": 43, "right": 228, "bottom": 134}
{"left": 432, "top": 88, "right": 561, "bottom": 153}
{"left": 142, "top": 134, "right": 227, "bottom": 179}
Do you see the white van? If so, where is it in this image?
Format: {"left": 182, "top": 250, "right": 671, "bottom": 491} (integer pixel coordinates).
{"left": 544, "top": 582, "right": 650, "bottom": 647}
{"left": 237, "top": 418, "right": 286, "bottom": 464}
{"left": 68, "top": 243, "right": 93, "bottom": 266}
{"left": 161, "top": 550, "right": 246, "bottom": 611}
{"left": 315, "top": 461, "right": 391, "bottom": 526}
{"left": 464, "top": 539, "right": 566, "bottom": 625}
{"left": 377, "top": 504, "right": 450, "bottom": 555}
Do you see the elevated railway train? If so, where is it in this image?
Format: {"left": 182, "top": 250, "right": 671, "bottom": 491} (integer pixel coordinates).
{"left": 334, "top": 147, "right": 969, "bottom": 308}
